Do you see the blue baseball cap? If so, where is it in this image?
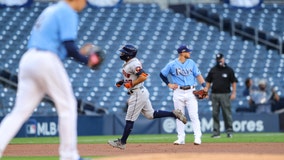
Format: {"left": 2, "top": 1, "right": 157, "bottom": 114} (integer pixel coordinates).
{"left": 177, "top": 45, "right": 191, "bottom": 53}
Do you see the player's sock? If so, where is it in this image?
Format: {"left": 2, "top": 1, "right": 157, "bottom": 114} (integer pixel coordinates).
{"left": 153, "top": 110, "right": 175, "bottom": 118}
{"left": 121, "top": 120, "right": 134, "bottom": 144}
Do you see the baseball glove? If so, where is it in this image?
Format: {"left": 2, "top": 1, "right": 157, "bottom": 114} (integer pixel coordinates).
{"left": 80, "top": 43, "right": 105, "bottom": 70}
{"left": 193, "top": 90, "right": 208, "bottom": 99}
{"left": 115, "top": 80, "right": 124, "bottom": 87}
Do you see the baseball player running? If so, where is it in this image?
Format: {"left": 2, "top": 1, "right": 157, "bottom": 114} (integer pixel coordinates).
{"left": 108, "top": 44, "right": 187, "bottom": 149}
{"left": 0, "top": 0, "right": 97, "bottom": 159}
{"left": 160, "top": 45, "right": 207, "bottom": 145}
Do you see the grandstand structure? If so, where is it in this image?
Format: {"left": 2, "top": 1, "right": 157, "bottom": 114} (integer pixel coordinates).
{"left": 0, "top": 0, "right": 284, "bottom": 116}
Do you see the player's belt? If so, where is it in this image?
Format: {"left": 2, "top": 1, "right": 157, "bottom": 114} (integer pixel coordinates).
{"left": 179, "top": 85, "right": 195, "bottom": 90}
{"left": 128, "top": 86, "right": 144, "bottom": 94}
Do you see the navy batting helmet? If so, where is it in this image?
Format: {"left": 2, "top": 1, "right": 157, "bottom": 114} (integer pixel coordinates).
{"left": 119, "top": 44, "right": 137, "bottom": 61}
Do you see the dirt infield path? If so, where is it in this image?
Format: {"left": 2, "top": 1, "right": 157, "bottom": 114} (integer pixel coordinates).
{"left": 4, "top": 143, "right": 284, "bottom": 159}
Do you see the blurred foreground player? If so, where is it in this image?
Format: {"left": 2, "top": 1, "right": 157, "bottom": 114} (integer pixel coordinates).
{"left": 0, "top": 0, "right": 100, "bottom": 159}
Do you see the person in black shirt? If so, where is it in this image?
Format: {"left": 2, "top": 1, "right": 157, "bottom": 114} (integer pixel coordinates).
{"left": 205, "top": 53, "right": 238, "bottom": 138}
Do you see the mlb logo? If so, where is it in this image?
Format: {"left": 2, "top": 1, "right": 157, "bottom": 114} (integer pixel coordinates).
{"left": 26, "top": 124, "right": 37, "bottom": 134}
{"left": 25, "top": 119, "right": 37, "bottom": 136}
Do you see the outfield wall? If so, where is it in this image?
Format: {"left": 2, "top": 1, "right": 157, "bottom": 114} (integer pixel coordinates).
{"left": 0, "top": 112, "right": 283, "bottom": 137}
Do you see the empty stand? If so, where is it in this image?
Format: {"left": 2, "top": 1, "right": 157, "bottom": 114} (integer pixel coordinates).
{"left": 0, "top": 2, "right": 283, "bottom": 115}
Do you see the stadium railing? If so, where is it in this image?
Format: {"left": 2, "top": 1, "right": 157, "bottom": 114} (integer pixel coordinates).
{"left": 169, "top": 4, "right": 284, "bottom": 54}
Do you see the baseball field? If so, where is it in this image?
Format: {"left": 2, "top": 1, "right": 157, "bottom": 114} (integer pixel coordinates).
{"left": 1, "top": 132, "right": 284, "bottom": 160}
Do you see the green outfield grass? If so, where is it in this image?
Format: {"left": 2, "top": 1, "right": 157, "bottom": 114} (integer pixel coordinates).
{"left": 2, "top": 132, "right": 284, "bottom": 160}
{"left": 10, "top": 132, "right": 284, "bottom": 144}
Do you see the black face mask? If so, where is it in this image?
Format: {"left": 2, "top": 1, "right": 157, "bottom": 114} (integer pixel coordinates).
{"left": 259, "top": 85, "right": 266, "bottom": 91}
{"left": 120, "top": 52, "right": 129, "bottom": 61}
{"left": 120, "top": 55, "right": 128, "bottom": 61}
{"left": 216, "top": 60, "right": 224, "bottom": 67}
{"left": 120, "top": 52, "right": 135, "bottom": 61}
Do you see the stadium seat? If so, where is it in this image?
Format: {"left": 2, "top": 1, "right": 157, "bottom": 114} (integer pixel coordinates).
{"left": 0, "top": 2, "right": 283, "bottom": 115}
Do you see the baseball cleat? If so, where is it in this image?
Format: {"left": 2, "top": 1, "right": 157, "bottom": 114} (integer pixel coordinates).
{"left": 194, "top": 138, "right": 202, "bottom": 145}
{"left": 173, "top": 139, "right": 185, "bottom": 145}
{"left": 211, "top": 134, "right": 221, "bottom": 138}
{"left": 227, "top": 133, "right": 233, "bottom": 138}
{"left": 108, "top": 138, "right": 126, "bottom": 150}
{"left": 173, "top": 109, "right": 187, "bottom": 124}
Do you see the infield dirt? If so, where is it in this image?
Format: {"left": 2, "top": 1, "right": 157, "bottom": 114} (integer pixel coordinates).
{"left": 4, "top": 143, "right": 284, "bottom": 159}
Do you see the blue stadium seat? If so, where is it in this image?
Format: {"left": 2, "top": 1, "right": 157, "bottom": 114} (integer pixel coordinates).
{"left": 196, "top": 3, "right": 284, "bottom": 40}
{"left": 0, "top": 2, "right": 283, "bottom": 115}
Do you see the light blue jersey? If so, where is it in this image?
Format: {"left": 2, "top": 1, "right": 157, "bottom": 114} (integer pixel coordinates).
{"left": 28, "top": 1, "right": 78, "bottom": 60}
{"left": 161, "top": 58, "right": 201, "bottom": 86}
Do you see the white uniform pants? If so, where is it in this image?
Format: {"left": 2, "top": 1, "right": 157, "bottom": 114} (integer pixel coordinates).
{"left": 0, "top": 49, "right": 80, "bottom": 160}
{"left": 126, "top": 86, "right": 154, "bottom": 121}
{"left": 173, "top": 88, "right": 202, "bottom": 141}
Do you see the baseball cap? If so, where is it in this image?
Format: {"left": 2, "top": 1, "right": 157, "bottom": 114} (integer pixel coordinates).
{"left": 216, "top": 53, "right": 224, "bottom": 60}
{"left": 258, "top": 79, "right": 267, "bottom": 86}
{"left": 177, "top": 45, "right": 191, "bottom": 53}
